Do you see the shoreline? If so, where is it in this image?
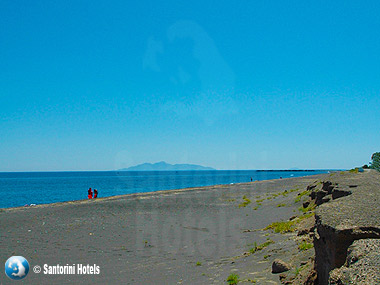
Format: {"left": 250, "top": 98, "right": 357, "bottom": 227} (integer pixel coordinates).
{"left": 1, "top": 173, "right": 329, "bottom": 211}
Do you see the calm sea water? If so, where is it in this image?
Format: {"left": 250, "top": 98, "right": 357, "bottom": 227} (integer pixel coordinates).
{"left": 0, "top": 170, "right": 329, "bottom": 208}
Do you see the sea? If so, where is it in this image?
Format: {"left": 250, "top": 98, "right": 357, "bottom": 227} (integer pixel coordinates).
{"left": 0, "top": 170, "right": 330, "bottom": 209}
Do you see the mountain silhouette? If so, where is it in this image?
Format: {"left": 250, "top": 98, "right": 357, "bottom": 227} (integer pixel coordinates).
{"left": 119, "top": 161, "right": 215, "bottom": 171}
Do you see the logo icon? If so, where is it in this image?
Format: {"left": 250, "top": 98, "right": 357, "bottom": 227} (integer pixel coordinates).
{"left": 5, "top": 256, "right": 30, "bottom": 280}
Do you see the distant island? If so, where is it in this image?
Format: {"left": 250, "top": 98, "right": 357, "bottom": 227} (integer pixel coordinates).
{"left": 119, "top": 161, "right": 215, "bottom": 171}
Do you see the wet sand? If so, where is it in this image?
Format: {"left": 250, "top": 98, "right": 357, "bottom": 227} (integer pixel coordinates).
{"left": 0, "top": 174, "right": 330, "bottom": 284}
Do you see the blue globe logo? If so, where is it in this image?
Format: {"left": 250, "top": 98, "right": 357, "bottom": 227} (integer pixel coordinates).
{"left": 5, "top": 256, "right": 30, "bottom": 280}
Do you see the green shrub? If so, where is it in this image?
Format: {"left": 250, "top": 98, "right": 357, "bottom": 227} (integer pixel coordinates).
{"left": 265, "top": 213, "right": 314, "bottom": 233}
{"left": 265, "top": 220, "right": 296, "bottom": 233}
{"left": 239, "top": 196, "right": 251, "bottom": 208}
{"left": 298, "top": 241, "right": 314, "bottom": 251}
{"left": 249, "top": 239, "right": 274, "bottom": 254}
{"left": 227, "top": 273, "right": 240, "bottom": 284}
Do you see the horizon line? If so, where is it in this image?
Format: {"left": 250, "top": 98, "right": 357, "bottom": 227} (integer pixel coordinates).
{"left": 0, "top": 168, "right": 345, "bottom": 173}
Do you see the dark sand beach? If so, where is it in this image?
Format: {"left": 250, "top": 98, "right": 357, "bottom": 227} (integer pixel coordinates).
{"left": 1, "top": 171, "right": 378, "bottom": 284}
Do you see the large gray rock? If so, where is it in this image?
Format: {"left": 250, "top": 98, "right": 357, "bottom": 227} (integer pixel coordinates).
{"left": 272, "top": 259, "right": 291, "bottom": 273}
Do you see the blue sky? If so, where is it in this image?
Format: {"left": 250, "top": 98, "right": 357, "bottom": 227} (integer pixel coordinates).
{"left": 1, "top": 1, "right": 379, "bottom": 171}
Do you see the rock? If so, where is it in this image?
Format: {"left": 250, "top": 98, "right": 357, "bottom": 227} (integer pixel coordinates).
{"left": 272, "top": 259, "right": 291, "bottom": 273}
{"left": 331, "top": 188, "right": 352, "bottom": 200}
{"left": 322, "top": 181, "right": 332, "bottom": 191}
{"left": 329, "top": 239, "right": 380, "bottom": 284}
{"left": 303, "top": 201, "right": 310, "bottom": 208}
{"left": 307, "top": 184, "right": 316, "bottom": 191}
{"left": 297, "top": 228, "right": 310, "bottom": 236}
{"left": 314, "top": 170, "right": 380, "bottom": 284}
{"left": 304, "top": 269, "right": 317, "bottom": 284}
{"left": 321, "top": 195, "right": 331, "bottom": 203}
{"left": 315, "top": 190, "right": 328, "bottom": 205}
{"left": 327, "top": 185, "right": 335, "bottom": 194}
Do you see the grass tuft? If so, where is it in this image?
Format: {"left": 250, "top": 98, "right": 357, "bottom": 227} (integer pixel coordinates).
{"left": 298, "top": 241, "right": 314, "bottom": 251}
{"left": 227, "top": 273, "right": 240, "bottom": 285}
{"left": 265, "top": 213, "right": 315, "bottom": 234}
{"left": 298, "top": 201, "right": 316, "bottom": 213}
{"left": 239, "top": 196, "right": 251, "bottom": 208}
{"left": 295, "top": 190, "right": 311, "bottom": 203}
{"left": 249, "top": 239, "right": 274, "bottom": 254}
{"left": 264, "top": 220, "right": 296, "bottom": 233}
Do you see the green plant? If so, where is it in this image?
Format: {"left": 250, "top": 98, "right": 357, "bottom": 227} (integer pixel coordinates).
{"left": 294, "top": 264, "right": 308, "bottom": 277}
{"left": 298, "top": 241, "right": 313, "bottom": 251}
{"left": 288, "top": 188, "right": 299, "bottom": 193}
{"left": 294, "top": 266, "right": 301, "bottom": 277}
{"left": 227, "top": 273, "right": 240, "bottom": 285}
{"left": 295, "top": 190, "right": 311, "bottom": 203}
{"left": 277, "top": 203, "right": 286, "bottom": 207}
{"left": 298, "top": 201, "right": 316, "bottom": 213}
{"left": 196, "top": 261, "right": 202, "bottom": 266}
{"left": 249, "top": 242, "right": 258, "bottom": 254}
{"left": 249, "top": 239, "right": 274, "bottom": 254}
{"left": 265, "top": 213, "right": 314, "bottom": 234}
{"left": 239, "top": 196, "right": 251, "bottom": 208}
{"left": 281, "top": 190, "right": 289, "bottom": 196}
{"left": 265, "top": 220, "right": 296, "bottom": 233}
{"left": 300, "top": 212, "right": 315, "bottom": 219}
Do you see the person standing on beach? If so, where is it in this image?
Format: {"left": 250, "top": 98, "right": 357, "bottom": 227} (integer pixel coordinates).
{"left": 88, "top": 188, "right": 93, "bottom": 199}
{"left": 94, "top": 189, "right": 98, "bottom": 198}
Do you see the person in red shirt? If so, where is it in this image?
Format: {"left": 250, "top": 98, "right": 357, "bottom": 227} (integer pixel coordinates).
{"left": 94, "top": 189, "right": 98, "bottom": 198}
{"left": 88, "top": 188, "right": 93, "bottom": 199}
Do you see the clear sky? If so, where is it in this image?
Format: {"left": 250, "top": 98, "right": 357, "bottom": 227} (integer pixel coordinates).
{"left": 1, "top": 1, "right": 379, "bottom": 171}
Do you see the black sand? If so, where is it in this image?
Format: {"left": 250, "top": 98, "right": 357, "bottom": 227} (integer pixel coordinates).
{"left": 1, "top": 174, "right": 330, "bottom": 284}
